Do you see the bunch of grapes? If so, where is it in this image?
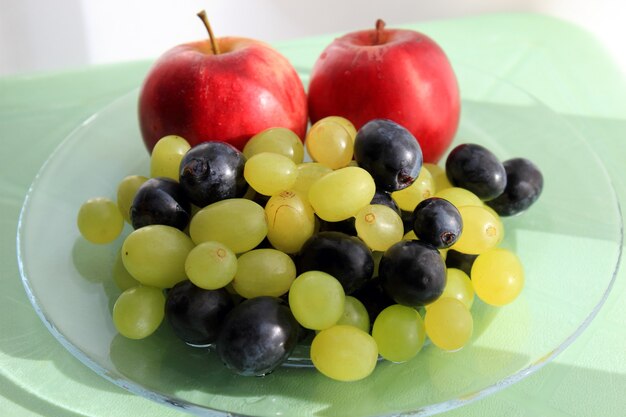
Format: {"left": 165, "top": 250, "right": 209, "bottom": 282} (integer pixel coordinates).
{"left": 77, "top": 117, "right": 543, "bottom": 381}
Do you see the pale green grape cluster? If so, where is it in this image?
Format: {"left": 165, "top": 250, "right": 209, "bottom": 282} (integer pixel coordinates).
{"left": 189, "top": 198, "right": 267, "bottom": 253}
{"left": 425, "top": 297, "right": 473, "bottom": 351}
{"left": 232, "top": 249, "right": 296, "bottom": 298}
{"left": 451, "top": 205, "right": 503, "bottom": 254}
{"left": 471, "top": 248, "right": 524, "bottom": 306}
{"left": 185, "top": 241, "right": 237, "bottom": 290}
{"left": 335, "top": 296, "right": 370, "bottom": 333}
{"left": 116, "top": 175, "right": 148, "bottom": 224}
{"left": 308, "top": 166, "right": 376, "bottom": 221}
{"left": 76, "top": 126, "right": 537, "bottom": 383}
{"left": 310, "top": 325, "right": 378, "bottom": 382}
{"left": 435, "top": 186, "right": 482, "bottom": 208}
{"left": 426, "top": 268, "right": 474, "bottom": 310}
{"left": 112, "top": 286, "right": 165, "bottom": 339}
{"left": 77, "top": 197, "right": 124, "bottom": 244}
{"left": 305, "top": 117, "right": 355, "bottom": 169}
{"left": 355, "top": 204, "right": 404, "bottom": 251}
{"left": 288, "top": 271, "right": 345, "bottom": 330}
{"left": 244, "top": 152, "right": 298, "bottom": 196}
{"left": 424, "top": 162, "right": 452, "bottom": 191}
{"left": 291, "top": 162, "right": 332, "bottom": 196}
{"left": 243, "top": 127, "right": 304, "bottom": 163}
{"left": 372, "top": 305, "right": 425, "bottom": 362}
{"left": 122, "top": 225, "right": 194, "bottom": 288}
{"left": 150, "top": 135, "right": 190, "bottom": 180}
{"left": 265, "top": 190, "right": 315, "bottom": 253}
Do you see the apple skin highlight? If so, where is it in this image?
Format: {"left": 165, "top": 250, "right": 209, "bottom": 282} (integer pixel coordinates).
{"left": 308, "top": 25, "right": 460, "bottom": 163}
{"left": 139, "top": 37, "right": 308, "bottom": 153}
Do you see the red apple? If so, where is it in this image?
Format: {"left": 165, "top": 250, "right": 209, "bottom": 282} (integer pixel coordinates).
{"left": 307, "top": 20, "right": 460, "bottom": 163}
{"left": 139, "top": 12, "right": 307, "bottom": 153}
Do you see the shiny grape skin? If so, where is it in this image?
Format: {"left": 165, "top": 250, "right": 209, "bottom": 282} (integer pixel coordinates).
{"left": 412, "top": 197, "right": 463, "bottom": 249}
{"left": 165, "top": 280, "right": 234, "bottom": 346}
{"left": 317, "top": 190, "right": 399, "bottom": 236}
{"left": 486, "top": 158, "right": 544, "bottom": 216}
{"left": 130, "top": 177, "right": 191, "bottom": 230}
{"left": 445, "top": 143, "right": 506, "bottom": 201}
{"left": 379, "top": 240, "right": 446, "bottom": 307}
{"left": 354, "top": 119, "right": 423, "bottom": 192}
{"left": 445, "top": 249, "right": 478, "bottom": 277}
{"left": 296, "top": 231, "right": 374, "bottom": 294}
{"left": 216, "top": 296, "right": 299, "bottom": 376}
{"left": 179, "top": 141, "right": 247, "bottom": 207}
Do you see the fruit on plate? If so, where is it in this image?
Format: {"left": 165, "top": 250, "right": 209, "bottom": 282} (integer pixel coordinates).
{"left": 445, "top": 143, "right": 507, "bottom": 201}
{"left": 379, "top": 239, "right": 447, "bottom": 307}
{"left": 130, "top": 177, "right": 191, "bottom": 231}
{"left": 353, "top": 118, "right": 422, "bottom": 192}
{"left": 138, "top": 11, "right": 307, "bottom": 153}
{"left": 307, "top": 20, "right": 460, "bottom": 163}
{"left": 216, "top": 296, "right": 299, "bottom": 376}
{"left": 77, "top": 128, "right": 544, "bottom": 381}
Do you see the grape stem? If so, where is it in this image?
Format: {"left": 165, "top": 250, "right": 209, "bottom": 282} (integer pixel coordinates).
{"left": 375, "top": 19, "right": 386, "bottom": 44}
{"left": 197, "top": 10, "right": 220, "bottom": 55}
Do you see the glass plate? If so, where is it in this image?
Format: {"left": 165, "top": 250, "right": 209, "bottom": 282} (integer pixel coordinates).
{"left": 17, "top": 66, "right": 622, "bottom": 417}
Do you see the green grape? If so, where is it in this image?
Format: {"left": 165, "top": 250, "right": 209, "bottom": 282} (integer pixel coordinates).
{"left": 116, "top": 175, "right": 148, "bottom": 224}
{"left": 185, "top": 241, "right": 237, "bottom": 290}
{"left": 244, "top": 152, "right": 298, "bottom": 196}
{"left": 112, "top": 285, "right": 165, "bottom": 339}
{"left": 288, "top": 271, "right": 345, "bottom": 330}
{"left": 189, "top": 198, "right": 267, "bottom": 253}
{"left": 150, "top": 135, "right": 190, "bottom": 180}
{"left": 265, "top": 190, "right": 315, "bottom": 253}
{"left": 121, "top": 225, "right": 194, "bottom": 288}
{"left": 471, "top": 248, "right": 524, "bottom": 306}
{"left": 355, "top": 204, "right": 404, "bottom": 251}
{"left": 425, "top": 297, "right": 473, "bottom": 351}
{"left": 113, "top": 250, "right": 140, "bottom": 291}
{"left": 232, "top": 249, "right": 296, "bottom": 298}
{"left": 305, "top": 118, "right": 354, "bottom": 169}
{"left": 434, "top": 187, "right": 482, "bottom": 208}
{"left": 423, "top": 163, "right": 452, "bottom": 193}
{"left": 426, "top": 268, "right": 474, "bottom": 310}
{"left": 310, "top": 325, "right": 378, "bottom": 381}
{"left": 451, "top": 205, "right": 504, "bottom": 255}
{"left": 336, "top": 296, "right": 370, "bottom": 332}
{"left": 243, "top": 127, "right": 304, "bottom": 163}
{"left": 372, "top": 304, "right": 425, "bottom": 363}
{"left": 292, "top": 162, "right": 332, "bottom": 198}
{"left": 322, "top": 116, "right": 357, "bottom": 147}
{"left": 308, "top": 166, "right": 376, "bottom": 222}
{"left": 77, "top": 197, "right": 124, "bottom": 244}
{"left": 391, "top": 168, "right": 434, "bottom": 211}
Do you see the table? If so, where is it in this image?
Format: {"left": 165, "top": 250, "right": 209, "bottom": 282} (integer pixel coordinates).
{"left": 1, "top": 13, "right": 625, "bottom": 417}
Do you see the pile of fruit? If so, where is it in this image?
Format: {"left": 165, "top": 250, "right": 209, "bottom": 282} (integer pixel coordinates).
{"left": 75, "top": 13, "right": 543, "bottom": 382}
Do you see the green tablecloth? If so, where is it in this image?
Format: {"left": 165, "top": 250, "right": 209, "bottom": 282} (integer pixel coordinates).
{"left": 1, "top": 13, "right": 625, "bottom": 417}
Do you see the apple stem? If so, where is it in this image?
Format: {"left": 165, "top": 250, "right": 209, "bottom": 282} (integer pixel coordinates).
{"left": 197, "top": 10, "right": 220, "bottom": 55}
{"left": 375, "top": 19, "right": 386, "bottom": 44}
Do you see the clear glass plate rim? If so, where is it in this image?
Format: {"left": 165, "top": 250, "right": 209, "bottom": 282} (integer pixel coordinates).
{"left": 15, "top": 66, "right": 624, "bottom": 417}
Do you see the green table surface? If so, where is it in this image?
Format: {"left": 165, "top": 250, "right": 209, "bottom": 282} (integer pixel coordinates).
{"left": 1, "top": 13, "right": 625, "bottom": 417}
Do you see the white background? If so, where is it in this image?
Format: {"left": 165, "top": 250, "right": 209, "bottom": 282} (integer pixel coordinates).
{"left": 0, "top": 0, "right": 624, "bottom": 76}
